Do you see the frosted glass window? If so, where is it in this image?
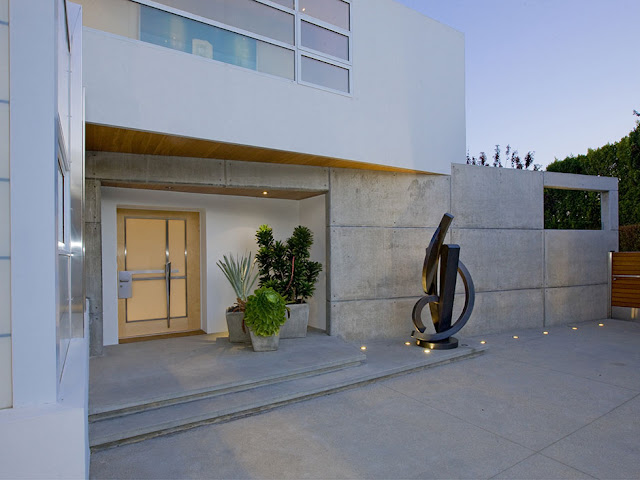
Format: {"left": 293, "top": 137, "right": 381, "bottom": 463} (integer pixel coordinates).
{"left": 257, "top": 42, "right": 295, "bottom": 80}
{"left": 153, "top": 0, "right": 294, "bottom": 45}
{"left": 301, "top": 56, "right": 349, "bottom": 92}
{"left": 140, "top": 6, "right": 294, "bottom": 79}
{"left": 0, "top": 261, "right": 9, "bottom": 335}
{"left": 1, "top": 24, "right": 8, "bottom": 100}
{"left": 57, "top": 163, "right": 64, "bottom": 245}
{"left": 0, "top": 103, "right": 8, "bottom": 178}
{"left": 0, "top": 336, "right": 11, "bottom": 409}
{"left": 299, "top": 0, "right": 350, "bottom": 31}
{"left": 0, "top": 181, "right": 9, "bottom": 256}
{"left": 301, "top": 21, "right": 349, "bottom": 60}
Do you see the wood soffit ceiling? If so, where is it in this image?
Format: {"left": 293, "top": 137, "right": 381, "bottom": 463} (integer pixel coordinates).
{"left": 100, "top": 181, "right": 324, "bottom": 201}
{"left": 85, "top": 123, "right": 424, "bottom": 174}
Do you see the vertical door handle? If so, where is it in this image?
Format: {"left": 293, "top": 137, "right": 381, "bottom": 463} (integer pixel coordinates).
{"left": 165, "top": 261, "right": 172, "bottom": 328}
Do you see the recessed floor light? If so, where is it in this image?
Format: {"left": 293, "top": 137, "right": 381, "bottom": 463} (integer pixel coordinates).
{"left": 513, "top": 335, "right": 519, "bottom": 339}
{"left": 480, "top": 340, "right": 486, "bottom": 345}
{"left": 405, "top": 342, "right": 411, "bottom": 346}
{"left": 543, "top": 331, "right": 549, "bottom": 335}
{"left": 572, "top": 327, "right": 578, "bottom": 330}
{"left": 599, "top": 323, "right": 604, "bottom": 327}
{"left": 360, "top": 346, "right": 367, "bottom": 351}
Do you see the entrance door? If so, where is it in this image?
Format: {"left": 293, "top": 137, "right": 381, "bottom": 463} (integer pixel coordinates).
{"left": 117, "top": 209, "right": 201, "bottom": 340}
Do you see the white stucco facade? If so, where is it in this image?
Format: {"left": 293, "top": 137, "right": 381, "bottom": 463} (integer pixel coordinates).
{"left": 81, "top": 0, "right": 465, "bottom": 174}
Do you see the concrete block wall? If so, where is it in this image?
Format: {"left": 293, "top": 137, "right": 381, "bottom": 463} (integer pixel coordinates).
{"left": 327, "top": 169, "right": 451, "bottom": 339}
{"left": 450, "top": 164, "right": 546, "bottom": 336}
{"left": 85, "top": 179, "right": 103, "bottom": 356}
{"left": 449, "top": 164, "right": 617, "bottom": 337}
{"left": 329, "top": 164, "right": 618, "bottom": 341}
{"left": 85, "top": 154, "right": 618, "bottom": 346}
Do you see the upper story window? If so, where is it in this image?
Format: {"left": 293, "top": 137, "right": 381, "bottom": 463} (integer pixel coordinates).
{"left": 82, "top": 0, "right": 352, "bottom": 94}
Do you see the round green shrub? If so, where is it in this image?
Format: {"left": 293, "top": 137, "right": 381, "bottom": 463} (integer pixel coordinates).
{"left": 244, "top": 287, "right": 288, "bottom": 337}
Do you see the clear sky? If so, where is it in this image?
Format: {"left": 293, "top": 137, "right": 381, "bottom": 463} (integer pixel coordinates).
{"left": 396, "top": 0, "right": 640, "bottom": 168}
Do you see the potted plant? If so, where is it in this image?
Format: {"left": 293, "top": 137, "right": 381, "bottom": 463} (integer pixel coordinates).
{"left": 244, "top": 287, "right": 288, "bottom": 352}
{"left": 255, "top": 225, "right": 322, "bottom": 338}
{"left": 216, "top": 252, "right": 258, "bottom": 343}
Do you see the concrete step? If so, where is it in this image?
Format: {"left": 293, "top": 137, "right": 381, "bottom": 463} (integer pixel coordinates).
{"left": 89, "top": 342, "right": 485, "bottom": 451}
{"left": 90, "top": 349, "right": 365, "bottom": 422}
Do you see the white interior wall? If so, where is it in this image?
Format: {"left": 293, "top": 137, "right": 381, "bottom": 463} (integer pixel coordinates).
{"left": 299, "top": 195, "right": 327, "bottom": 330}
{"left": 101, "top": 187, "right": 327, "bottom": 345}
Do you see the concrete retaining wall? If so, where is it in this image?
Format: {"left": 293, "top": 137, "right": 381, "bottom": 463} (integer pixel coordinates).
{"left": 86, "top": 154, "right": 618, "bottom": 347}
{"left": 327, "top": 170, "right": 451, "bottom": 339}
{"left": 446, "top": 164, "right": 618, "bottom": 337}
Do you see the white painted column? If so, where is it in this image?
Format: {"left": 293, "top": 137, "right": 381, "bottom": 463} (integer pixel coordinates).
{"left": 9, "top": 0, "right": 58, "bottom": 406}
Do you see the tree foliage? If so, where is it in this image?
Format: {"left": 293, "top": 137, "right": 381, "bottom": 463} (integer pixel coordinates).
{"left": 619, "top": 224, "right": 640, "bottom": 252}
{"left": 546, "top": 115, "right": 640, "bottom": 228}
{"left": 467, "top": 144, "right": 542, "bottom": 171}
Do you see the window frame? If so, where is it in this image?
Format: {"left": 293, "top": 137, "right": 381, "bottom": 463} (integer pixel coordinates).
{"left": 131, "top": 0, "right": 353, "bottom": 95}
{"left": 56, "top": 116, "right": 71, "bottom": 252}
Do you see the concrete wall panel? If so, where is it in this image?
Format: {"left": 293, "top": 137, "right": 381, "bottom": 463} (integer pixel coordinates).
{"left": 329, "top": 297, "right": 418, "bottom": 341}
{"left": 329, "top": 226, "right": 429, "bottom": 301}
{"left": 454, "top": 289, "right": 545, "bottom": 337}
{"left": 451, "top": 164, "right": 543, "bottom": 229}
{"left": 85, "top": 179, "right": 101, "bottom": 223}
{"left": 545, "top": 284, "right": 609, "bottom": 326}
{"left": 451, "top": 228, "right": 544, "bottom": 293}
{"left": 545, "top": 230, "right": 617, "bottom": 287}
{"left": 543, "top": 171, "right": 618, "bottom": 192}
{"left": 227, "top": 161, "right": 328, "bottom": 191}
{"left": 329, "top": 169, "right": 450, "bottom": 227}
{"left": 87, "top": 152, "right": 226, "bottom": 185}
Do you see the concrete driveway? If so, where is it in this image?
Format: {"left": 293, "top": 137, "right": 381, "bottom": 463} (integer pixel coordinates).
{"left": 91, "top": 319, "right": 640, "bottom": 479}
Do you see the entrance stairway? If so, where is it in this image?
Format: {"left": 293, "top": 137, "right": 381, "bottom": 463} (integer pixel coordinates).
{"left": 89, "top": 332, "right": 485, "bottom": 451}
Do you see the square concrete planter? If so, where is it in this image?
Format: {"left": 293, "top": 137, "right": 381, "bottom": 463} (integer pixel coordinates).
{"left": 226, "top": 311, "right": 251, "bottom": 343}
{"left": 279, "top": 303, "right": 309, "bottom": 339}
{"left": 249, "top": 330, "right": 280, "bottom": 352}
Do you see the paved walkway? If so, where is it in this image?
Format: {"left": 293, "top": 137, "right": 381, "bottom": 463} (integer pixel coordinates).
{"left": 91, "top": 319, "right": 640, "bottom": 479}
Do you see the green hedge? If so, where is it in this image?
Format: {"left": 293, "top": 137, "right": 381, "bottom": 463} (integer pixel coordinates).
{"left": 620, "top": 224, "right": 640, "bottom": 252}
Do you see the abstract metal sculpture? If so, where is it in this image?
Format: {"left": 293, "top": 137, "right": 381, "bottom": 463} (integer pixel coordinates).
{"left": 411, "top": 213, "right": 475, "bottom": 349}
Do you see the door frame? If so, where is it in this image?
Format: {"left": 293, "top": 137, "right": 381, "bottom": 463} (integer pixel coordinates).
{"left": 116, "top": 208, "right": 202, "bottom": 341}
{"left": 101, "top": 196, "right": 206, "bottom": 346}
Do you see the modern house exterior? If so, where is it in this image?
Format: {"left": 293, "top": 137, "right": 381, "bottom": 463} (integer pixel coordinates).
{"left": 0, "top": 0, "right": 618, "bottom": 477}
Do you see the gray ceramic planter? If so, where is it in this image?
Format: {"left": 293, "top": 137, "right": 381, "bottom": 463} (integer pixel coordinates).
{"left": 280, "top": 303, "right": 309, "bottom": 339}
{"left": 226, "top": 311, "right": 251, "bottom": 343}
{"left": 249, "top": 330, "right": 280, "bottom": 352}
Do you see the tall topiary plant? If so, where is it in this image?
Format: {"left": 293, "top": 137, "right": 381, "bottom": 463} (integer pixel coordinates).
{"left": 255, "top": 225, "right": 323, "bottom": 304}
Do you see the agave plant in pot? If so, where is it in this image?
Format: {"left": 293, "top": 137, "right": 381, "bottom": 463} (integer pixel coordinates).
{"left": 255, "top": 225, "right": 322, "bottom": 338}
{"left": 216, "top": 252, "right": 258, "bottom": 343}
{"left": 244, "top": 287, "right": 288, "bottom": 352}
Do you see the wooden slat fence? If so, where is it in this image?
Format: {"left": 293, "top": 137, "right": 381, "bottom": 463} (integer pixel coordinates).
{"left": 612, "top": 252, "right": 640, "bottom": 308}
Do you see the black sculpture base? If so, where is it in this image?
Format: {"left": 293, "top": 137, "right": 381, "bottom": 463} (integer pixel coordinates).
{"left": 415, "top": 336, "right": 459, "bottom": 350}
